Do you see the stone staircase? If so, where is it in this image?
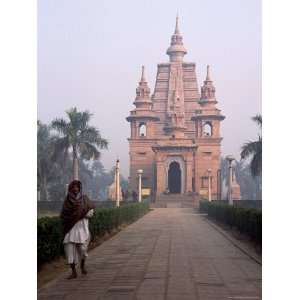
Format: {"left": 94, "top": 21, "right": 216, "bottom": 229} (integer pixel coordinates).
{"left": 151, "top": 193, "right": 199, "bottom": 208}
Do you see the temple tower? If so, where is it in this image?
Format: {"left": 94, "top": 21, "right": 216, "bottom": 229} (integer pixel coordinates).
{"left": 126, "top": 67, "right": 159, "bottom": 192}
{"left": 127, "top": 17, "right": 226, "bottom": 200}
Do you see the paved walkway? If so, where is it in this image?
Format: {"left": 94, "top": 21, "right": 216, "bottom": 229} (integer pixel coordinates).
{"left": 38, "top": 208, "right": 261, "bottom": 300}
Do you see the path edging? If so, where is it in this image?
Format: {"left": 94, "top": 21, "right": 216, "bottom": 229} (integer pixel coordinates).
{"left": 201, "top": 214, "right": 262, "bottom": 265}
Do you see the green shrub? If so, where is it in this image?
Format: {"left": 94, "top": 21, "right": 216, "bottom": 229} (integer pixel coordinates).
{"left": 37, "top": 202, "right": 149, "bottom": 270}
{"left": 199, "top": 200, "right": 209, "bottom": 213}
{"left": 199, "top": 201, "right": 261, "bottom": 244}
{"left": 37, "top": 216, "right": 64, "bottom": 269}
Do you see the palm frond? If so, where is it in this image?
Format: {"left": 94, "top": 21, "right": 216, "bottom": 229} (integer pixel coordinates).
{"left": 79, "top": 142, "right": 100, "bottom": 160}
{"left": 250, "top": 151, "right": 262, "bottom": 177}
{"left": 79, "top": 110, "right": 92, "bottom": 131}
{"left": 79, "top": 126, "right": 108, "bottom": 149}
{"left": 51, "top": 118, "right": 68, "bottom": 135}
{"left": 99, "top": 137, "right": 108, "bottom": 149}
{"left": 241, "top": 140, "right": 261, "bottom": 160}
{"left": 66, "top": 107, "right": 83, "bottom": 133}
{"left": 79, "top": 127, "right": 99, "bottom": 142}
{"left": 241, "top": 137, "right": 262, "bottom": 177}
{"left": 251, "top": 114, "right": 262, "bottom": 128}
{"left": 51, "top": 136, "right": 70, "bottom": 162}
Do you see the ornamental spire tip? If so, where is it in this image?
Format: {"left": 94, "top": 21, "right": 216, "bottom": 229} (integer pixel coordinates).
{"left": 175, "top": 14, "right": 180, "bottom": 34}
{"left": 141, "top": 65, "right": 146, "bottom": 82}
{"left": 206, "top": 65, "right": 211, "bottom": 81}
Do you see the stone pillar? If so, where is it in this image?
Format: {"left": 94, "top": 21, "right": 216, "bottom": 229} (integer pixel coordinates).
{"left": 134, "top": 121, "right": 138, "bottom": 138}
{"left": 186, "top": 155, "right": 193, "bottom": 193}
{"left": 116, "top": 159, "right": 120, "bottom": 207}
{"left": 156, "top": 161, "right": 165, "bottom": 195}
{"left": 228, "top": 163, "right": 233, "bottom": 205}
{"left": 137, "top": 169, "right": 143, "bottom": 202}
{"left": 194, "top": 149, "right": 201, "bottom": 194}
{"left": 208, "top": 170, "right": 212, "bottom": 202}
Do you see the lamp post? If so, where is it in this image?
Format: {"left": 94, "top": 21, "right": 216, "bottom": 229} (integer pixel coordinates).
{"left": 116, "top": 159, "right": 120, "bottom": 207}
{"left": 207, "top": 168, "right": 212, "bottom": 202}
{"left": 137, "top": 169, "right": 143, "bottom": 203}
{"left": 65, "top": 184, "right": 69, "bottom": 196}
{"left": 217, "top": 169, "right": 221, "bottom": 200}
{"left": 226, "top": 155, "right": 235, "bottom": 205}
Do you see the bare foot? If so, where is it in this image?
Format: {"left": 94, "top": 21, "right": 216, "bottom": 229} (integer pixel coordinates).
{"left": 81, "top": 268, "right": 88, "bottom": 275}
{"left": 67, "top": 272, "right": 77, "bottom": 279}
{"left": 80, "top": 259, "right": 88, "bottom": 275}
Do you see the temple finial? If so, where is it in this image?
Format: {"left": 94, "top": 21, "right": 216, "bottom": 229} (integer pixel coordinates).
{"left": 167, "top": 14, "right": 187, "bottom": 62}
{"left": 175, "top": 14, "right": 180, "bottom": 34}
{"left": 200, "top": 64, "right": 216, "bottom": 101}
{"left": 134, "top": 65, "right": 151, "bottom": 107}
{"left": 206, "top": 65, "right": 211, "bottom": 81}
{"left": 141, "top": 65, "right": 146, "bottom": 82}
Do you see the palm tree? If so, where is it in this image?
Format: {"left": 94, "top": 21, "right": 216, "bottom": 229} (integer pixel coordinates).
{"left": 240, "top": 114, "right": 262, "bottom": 177}
{"left": 51, "top": 107, "right": 108, "bottom": 181}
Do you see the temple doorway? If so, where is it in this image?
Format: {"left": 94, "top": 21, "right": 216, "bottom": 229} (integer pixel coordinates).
{"left": 168, "top": 161, "right": 181, "bottom": 193}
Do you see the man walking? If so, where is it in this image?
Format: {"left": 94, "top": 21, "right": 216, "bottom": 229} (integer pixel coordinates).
{"left": 60, "top": 180, "right": 95, "bottom": 279}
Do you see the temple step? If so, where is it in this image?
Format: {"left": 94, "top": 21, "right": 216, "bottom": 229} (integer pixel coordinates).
{"left": 151, "top": 194, "right": 199, "bottom": 208}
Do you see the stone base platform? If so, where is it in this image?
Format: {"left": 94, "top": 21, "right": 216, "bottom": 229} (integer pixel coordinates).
{"left": 151, "top": 194, "right": 199, "bottom": 208}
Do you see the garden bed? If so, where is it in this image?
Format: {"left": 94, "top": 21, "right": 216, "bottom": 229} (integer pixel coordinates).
{"left": 199, "top": 200, "right": 261, "bottom": 245}
{"left": 37, "top": 202, "right": 149, "bottom": 270}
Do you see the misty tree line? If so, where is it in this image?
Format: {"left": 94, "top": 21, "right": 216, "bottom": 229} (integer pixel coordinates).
{"left": 38, "top": 107, "right": 262, "bottom": 201}
{"left": 37, "top": 108, "right": 128, "bottom": 202}
{"left": 220, "top": 158, "right": 261, "bottom": 200}
{"left": 223, "top": 114, "right": 262, "bottom": 200}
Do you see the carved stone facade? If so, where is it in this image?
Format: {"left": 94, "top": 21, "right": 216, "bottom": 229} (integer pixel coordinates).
{"left": 127, "top": 17, "right": 225, "bottom": 200}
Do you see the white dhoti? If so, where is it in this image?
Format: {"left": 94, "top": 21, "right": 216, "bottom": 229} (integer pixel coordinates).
{"left": 63, "top": 209, "right": 94, "bottom": 265}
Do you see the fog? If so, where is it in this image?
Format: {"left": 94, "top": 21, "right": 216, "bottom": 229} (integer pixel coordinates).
{"left": 38, "top": 0, "right": 261, "bottom": 177}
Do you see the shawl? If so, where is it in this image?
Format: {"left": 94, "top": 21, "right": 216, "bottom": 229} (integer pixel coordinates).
{"left": 60, "top": 180, "right": 96, "bottom": 236}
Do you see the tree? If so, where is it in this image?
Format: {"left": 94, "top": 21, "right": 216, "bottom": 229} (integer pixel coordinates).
{"left": 37, "top": 121, "right": 56, "bottom": 201}
{"left": 241, "top": 114, "right": 262, "bottom": 177}
{"left": 51, "top": 107, "right": 108, "bottom": 180}
{"left": 221, "top": 157, "right": 261, "bottom": 200}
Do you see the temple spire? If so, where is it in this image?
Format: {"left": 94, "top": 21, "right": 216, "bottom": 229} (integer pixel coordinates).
{"left": 166, "top": 15, "right": 187, "bottom": 62}
{"left": 134, "top": 65, "right": 151, "bottom": 109}
{"left": 141, "top": 65, "right": 146, "bottom": 82}
{"left": 200, "top": 65, "right": 216, "bottom": 102}
{"left": 206, "top": 65, "right": 211, "bottom": 81}
{"left": 174, "top": 14, "right": 180, "bottom": 34}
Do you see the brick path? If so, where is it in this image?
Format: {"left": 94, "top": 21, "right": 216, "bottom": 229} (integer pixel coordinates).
{"left": 38, "top": 208, "right": 261, "bottom": 300}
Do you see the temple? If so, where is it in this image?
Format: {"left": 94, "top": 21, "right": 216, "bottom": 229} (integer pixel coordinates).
{"left": 127, "top": 17, "right": 227, "bottom": 201}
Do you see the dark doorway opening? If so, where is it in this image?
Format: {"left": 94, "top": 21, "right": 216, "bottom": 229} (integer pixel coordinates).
{"left": 168, "top": 162, "right": 181, "bottom": 193}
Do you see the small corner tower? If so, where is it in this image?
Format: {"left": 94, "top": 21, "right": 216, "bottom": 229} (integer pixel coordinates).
{"left": 192, "top": 65, "right": 225, "bottom": 139}
{"left": 126, "top": 66, "right": 159, "bottom": 193}
{"left": 191, "top": 65, "right": 225, "bottom": 199}
{"left": 127, "top": 66, "right": 159, "bottom": 139}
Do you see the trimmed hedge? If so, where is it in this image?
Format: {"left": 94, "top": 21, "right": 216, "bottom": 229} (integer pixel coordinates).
{"left": 199, "top": 200, "right": 261, "bottom": 244}
{"left": 37, "top": 202, "right": 149, "bottom": 269}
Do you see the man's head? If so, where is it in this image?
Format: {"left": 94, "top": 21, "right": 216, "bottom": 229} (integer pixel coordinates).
{"left": 68, "top": 180, "right": 82, "bottom": 197}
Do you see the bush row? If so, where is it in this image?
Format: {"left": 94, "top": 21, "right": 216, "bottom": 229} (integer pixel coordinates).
{"left": 37, "top": 202, "right": 149, "bottom": 269}
{"left": 199, "top": 200, "right": 261, "bottom": 244}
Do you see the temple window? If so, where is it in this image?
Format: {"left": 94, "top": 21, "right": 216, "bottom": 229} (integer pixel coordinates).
{"left": 203, "top": 122, "right": 212, "bottom": 137}
{"left": 139, "top": 123, "right": 147, "bottom": 137}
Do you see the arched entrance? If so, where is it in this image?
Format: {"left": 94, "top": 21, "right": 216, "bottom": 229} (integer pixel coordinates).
{"left": 168, "top": 161, "right": 181, "bottom": 193}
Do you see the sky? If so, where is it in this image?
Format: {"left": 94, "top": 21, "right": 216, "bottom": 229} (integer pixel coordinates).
{"left": 38, "top": 0, "right": 261, "bottom": 177}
